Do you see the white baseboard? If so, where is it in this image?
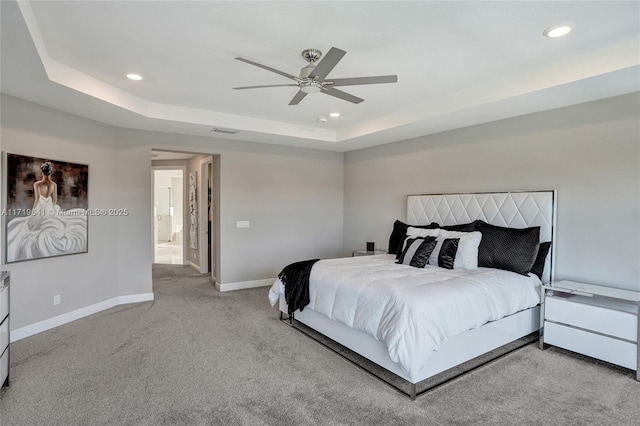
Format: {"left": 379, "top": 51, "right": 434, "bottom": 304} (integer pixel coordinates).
{"left": 189, "top": 261, "right": 199, "bottom": 272}
{"left": 118, "top": 293, "right": 154, "bottom": 305}
{"left": 215, "top": 278, "right": 275, "bottom": 292}
{"left": 10, "top": 292, "right": 154, "bottom": 343}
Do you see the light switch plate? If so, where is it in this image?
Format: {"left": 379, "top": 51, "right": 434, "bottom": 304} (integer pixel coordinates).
{"left": 237, "top": 221, "right": 250, "bottom": 228}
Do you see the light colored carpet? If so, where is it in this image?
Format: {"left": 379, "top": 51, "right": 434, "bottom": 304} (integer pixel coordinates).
{"left": 1, "top": 264, "right": 638, "bottom": 425}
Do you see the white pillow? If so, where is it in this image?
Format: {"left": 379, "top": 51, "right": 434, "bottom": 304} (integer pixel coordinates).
{"left": 406, "top": 227, "right": 439, "bottom": 238}
{"left": 407, "top": 227, "right": 482, "bottom": 270}
{"left": 433, "top": 229, "right": 482, "bottom": 269}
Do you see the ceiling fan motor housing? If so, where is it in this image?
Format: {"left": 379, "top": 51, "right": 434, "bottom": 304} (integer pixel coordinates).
{"left": 299, "top": 64, "right": 316, "bottom": 79}
{"left": 233, "top": 46, "right": 397, "bottom": 105}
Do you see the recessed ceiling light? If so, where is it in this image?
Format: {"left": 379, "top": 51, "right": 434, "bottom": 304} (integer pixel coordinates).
{"left": 543, "top": 24, "right": 572, "bottom": 38}
{"left": 317, "top": 117, "right": 328, "bottom": 122}
{"left": 329, "top": 112, "right": 341, "bottom": 118}
{"left": 126, "top": 73, "right": 143, "bottom": 81}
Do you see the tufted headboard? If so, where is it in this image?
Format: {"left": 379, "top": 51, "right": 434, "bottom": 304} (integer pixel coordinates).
{"left": 407, "top": 191, "right": 556, "bottom": 283}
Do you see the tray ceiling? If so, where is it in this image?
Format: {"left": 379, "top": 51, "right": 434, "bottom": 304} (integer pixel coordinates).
{"left": 1, "top": 1, "right": 638, "bottom": 152}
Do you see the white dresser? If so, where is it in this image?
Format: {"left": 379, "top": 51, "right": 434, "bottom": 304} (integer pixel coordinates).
{"left": 539, "top": 280, "right": 639, "bottom": 380}
{"left": 1, "top": 271, "right": 9, "bottom": 388}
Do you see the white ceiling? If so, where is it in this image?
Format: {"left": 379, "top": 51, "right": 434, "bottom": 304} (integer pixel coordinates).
{"left": 1, "top": 1, "right": 639, "bottom": 152}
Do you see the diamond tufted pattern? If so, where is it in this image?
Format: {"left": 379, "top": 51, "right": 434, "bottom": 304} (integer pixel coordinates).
{"left": 407, "top": 191, "right": 556, "bottom": 282}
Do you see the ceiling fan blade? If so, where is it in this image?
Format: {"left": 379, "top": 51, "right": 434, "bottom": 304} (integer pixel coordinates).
{"left": 308, "top": 47, "right": 346, "bottom": 80}
{"left": 328, "top": 75, "right": 398, "bottom": 87}
{"left": 321, "top": 87, "right": 364, "bottom": 104}
{"left": 288, "top": 90, "right": 308, "bottom": 105}
{"left": 235, "top": 57, "right": 300, "bottom": 81}
{"left": 233, "top": 84, "right": 298, "bottom": 90}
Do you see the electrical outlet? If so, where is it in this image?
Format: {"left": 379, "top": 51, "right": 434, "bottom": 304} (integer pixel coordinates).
{"left": 53, "top": 295, "right": 61, "bottom": 305}
{"left": 193, "top": 253, "right": 196, "bottom": 259}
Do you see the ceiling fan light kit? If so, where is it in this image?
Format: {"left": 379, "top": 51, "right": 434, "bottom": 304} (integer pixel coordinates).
{"left": 233, "top": 47, "right": 398, "bottom": 105}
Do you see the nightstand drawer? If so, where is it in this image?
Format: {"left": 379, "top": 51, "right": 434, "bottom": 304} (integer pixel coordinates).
{"left": 0, "top": 346, "right": 7, "bottom": 385}
{"left": 546, "top": 294, "right": 637, "bottom": 342}
{"left": 544, "top": 321, "right": 637, "bottom": 370}
{"left": 0, "top": 284, "right": 8, "bottom": 322}
{"left": 0, "top": 318, "right": 8, "bottom": 353}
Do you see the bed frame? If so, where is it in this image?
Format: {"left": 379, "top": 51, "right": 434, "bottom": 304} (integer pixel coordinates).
{"left": 280, "top": 190, "right": 556, "bottom": 399}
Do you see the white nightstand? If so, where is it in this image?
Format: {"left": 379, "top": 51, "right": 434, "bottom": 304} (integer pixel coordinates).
{"left": 352, "top": 249, "right": 387, "bottom": 257}
{"left": 539, "top": 280, "right": 639, "bottom": 380}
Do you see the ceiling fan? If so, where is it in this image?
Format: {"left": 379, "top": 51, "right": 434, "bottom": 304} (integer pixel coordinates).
{"left": 233, "top": 47, "right": 398, "bottom": 105}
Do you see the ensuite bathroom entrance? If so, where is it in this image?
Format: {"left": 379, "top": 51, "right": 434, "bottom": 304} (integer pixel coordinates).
{"left": 151, "top": 151, "right": 220, "bottom": 284}
{"left": 153, "top": 168, "right": 185, "bottom": 265}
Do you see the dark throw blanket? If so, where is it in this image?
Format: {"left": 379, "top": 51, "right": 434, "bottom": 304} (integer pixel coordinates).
{"left": 278, "top": 259, "right": 320, "bottom": 315}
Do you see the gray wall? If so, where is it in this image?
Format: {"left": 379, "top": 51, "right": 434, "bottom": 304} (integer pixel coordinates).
{"left": 120, "top": 128, "right": 345, "bottom": 284}
{"left": 344, "top": 93, "right": 640, "bottom": 291}
{"left": 0, "top": 95, "right": 128, "bottom": 329}
{"left": 114, "top": 140, "right": 153, "bottom": 298}
{"left": 1, "top": 94, "right": 344, "bottom": 332}
{"left": 2, "top": 90, "right": 638, "bottom": 334}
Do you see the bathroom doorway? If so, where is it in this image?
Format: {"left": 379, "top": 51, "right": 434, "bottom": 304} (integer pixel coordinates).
{"left": 152, "top": 168, "right": 185, "bottom": 264}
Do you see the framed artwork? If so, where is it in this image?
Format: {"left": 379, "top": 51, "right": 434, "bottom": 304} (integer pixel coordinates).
{"left": 4, "top": 153, "right": 89, "bottom": 263}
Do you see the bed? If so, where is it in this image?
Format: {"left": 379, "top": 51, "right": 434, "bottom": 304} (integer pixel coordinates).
{"left": 269, "top": 191, "right": 556, "bottom": 399}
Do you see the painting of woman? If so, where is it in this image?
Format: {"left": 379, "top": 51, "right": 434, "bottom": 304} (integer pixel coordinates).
{"left": 5, "top": 155, "right": 88, "bottom": 262}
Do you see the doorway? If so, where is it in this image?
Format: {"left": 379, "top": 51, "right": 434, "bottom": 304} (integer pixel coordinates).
{"left": 150, "top": 151, "right": 220, "bottom": 283}
{"left": 153, "top": 168, "right": 185, "bottom": 264}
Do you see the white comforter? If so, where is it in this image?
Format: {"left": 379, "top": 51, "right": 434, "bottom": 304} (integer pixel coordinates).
{"left": 269, "top": 254, "right": 541, "bottom": 381}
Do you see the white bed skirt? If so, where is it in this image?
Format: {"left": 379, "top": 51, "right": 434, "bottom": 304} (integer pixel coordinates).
{"left": 281, "top": 295, "right": 539, "bottom": 384}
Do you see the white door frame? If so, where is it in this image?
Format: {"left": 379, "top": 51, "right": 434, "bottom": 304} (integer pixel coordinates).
{"left": 151, "top": 165, "right": 187, "bottom": 265}
{"left": 198, "top": 156, "right": 213, "bottom": 275}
